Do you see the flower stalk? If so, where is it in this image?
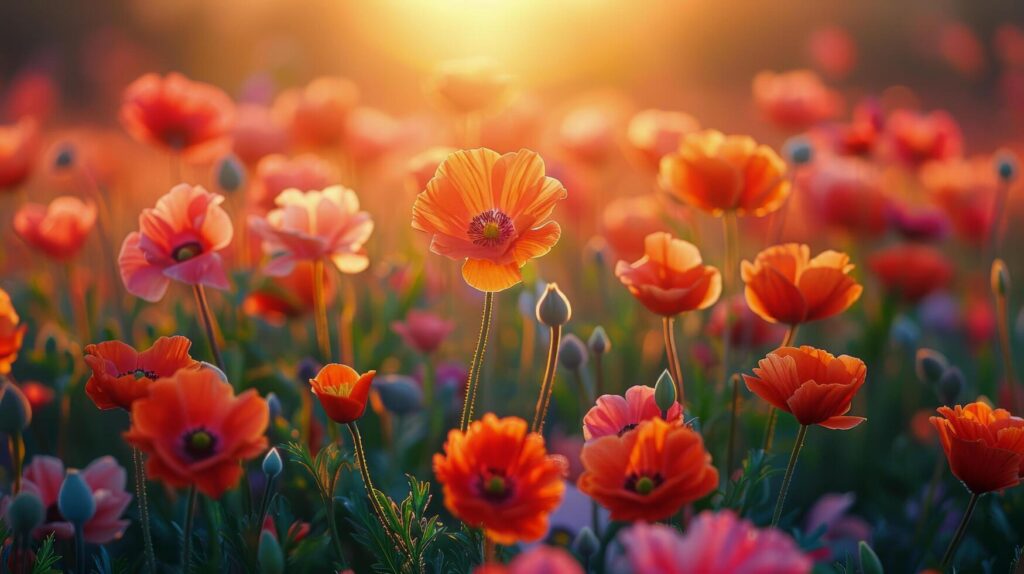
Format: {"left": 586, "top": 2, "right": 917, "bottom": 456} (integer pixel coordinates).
{"left": 941, "top": 492, "right": 980, "bottom": 569}
{"left": 662, "top": 316, "right": 685, "bottom": 406}
{"left": 131, "top": 446, "right": 157, "bottom": 574}
{"left": 460, "top": 292, "right": 495, "bottom": 432}
{"left": 771, "top": 424, "right": 807, "bottom": 527}
{"left": 192, "top": 285, "right": 225, "bottom": 371}
{"left": 531, "top": 324, "right": 562, "bottom": 434}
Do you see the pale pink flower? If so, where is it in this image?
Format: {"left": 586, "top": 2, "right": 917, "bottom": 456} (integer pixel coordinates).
{"left": 391, "top": 310, "right": 454, "bottom": 354}
{"left": 118, "top": 184, "right": 233, "bottom": 302}
{"left": 582, "top": 385, "right": 682, "bottom": 441}
{"left": 249, "top": 186, "right": 373, "bottom": 276}
{"left": 14, "top": 196, "right": 97, "bottom": 260}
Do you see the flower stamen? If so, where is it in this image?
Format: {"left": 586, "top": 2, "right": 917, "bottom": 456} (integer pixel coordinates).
{"left": 468, "top": 208, "right": 515, "bottom": 247}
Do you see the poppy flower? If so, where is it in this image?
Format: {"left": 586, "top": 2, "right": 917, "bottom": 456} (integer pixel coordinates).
{"left": 626, "top": 109, "right": 700, "bottom": 173}
{"left": 706, "top": 295, "right": 786, "bottom": 350}
{"left": 120, "top": 72, "right": 234, "bottom": 161}
{"left": 929, "top": 401, "right": 1024, "bottom": 494}
{"left": 427, "top": 58, "right": 511, "bottom": 115}
{"left": 18, "top": 382, "right": 54, "bottom": 410}
{"left": 808, "top": 25, "right": 857, "bottom": 79}
{"left": 433, "top": 414, "right": 565, "bottom": 544}
{"left": 752, "top": 70, "right": 843, "bottom": 131}
{"left": 620, "top": 511, "right": 812, "bottom": 574}
{"left": 889, "top": 202, "right": 950, "bottom": 241}
{"left": 659, "top": 130, "right": 790, "bottom": 217}
{"left": 0, "top": 287, "right": 27, "bottom": 375}
{"left": 124, "top": 367, "right": 269, "bottom": 498}
{"left": 0, "top": 117, "right": 39, "bottom": 190}
{"left": 741, "top": 243, "right": 863, "bottom": 326}
{"left": 17, "top": 455, "right": 132, "bottom": 544}
{"left": 274, "top": 76, "right": 359, "bottom": 149}
{"left": 118, "top": 184, "right": 233, "bottom": 302}
{"left": 344, "top": 106, "right": 400, "bottom": 163}
{"left": 250, "top": 153, "right": 339, "bottom": 212}
{"left": 250, "top": 186, "right": 374, "bottom": 276}
{"left": 601, "top": 194, "right": 668, "bottom": 263}
{"left": 578, "top": 417, "right": 718, "bottom": 522}
{"left": 920, "top": 157, "right": 996, "bottom": 246}
{"left": 391, "top": 310, "right": 455, "bottom": 355}
{"left": 411, "top": 148, "right": 567, "bottom": 292}
{"left": 83, "top": 336, "right": 199, "bottom": 411}
{"left": 804, "top": 493, "right": 872, "bottom": 561}
{"left": 405, "top": 146, "right": 457, "bottom": 194}
{"left": 885, "top": 109, "right": 962, "bottom": 166}
{"left": 615, "top": 232, "right": 721, "bottom": 317}
{"left": 474, "top": 546, "right": 583, "bottom": 574}
{"left": 582, "top": 385, "right": 682, "bottom": 441}
{"left": 800, "top": 155, "right": 891, "bottom": 237}
{"left": 825, "top": 100, "right": 883, "bottom": 156}
{"left": 743, "top": 346, "right": 867, "bottom": 429}
{"left": 242, "top": 260, "right": 336, "bottom": 326}
{"left": 558, "top": 105, "right": 617, "bottom": 167}
{"left": 309, "top": 363, "right": 376, "bottom": 424}
{"left": 231, "top": 104, "right": 290, "bottom": 166}
{"left": 14, "top": 196, "right": 97, "bottom": 260}
{"left": 868, "top": 244, "right": 953, "bottom": 303}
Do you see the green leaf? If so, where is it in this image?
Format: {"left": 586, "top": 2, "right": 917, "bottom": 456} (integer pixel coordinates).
{"left": 30, "top": 534, "right": 62, "bottom": 574}
{"left": 858, "top": 540, "right": 884, "bottom": 574}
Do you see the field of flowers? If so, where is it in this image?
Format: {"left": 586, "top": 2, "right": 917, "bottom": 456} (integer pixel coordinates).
{"left": 1, "top": 2, "right": 1024, "bottom": 573}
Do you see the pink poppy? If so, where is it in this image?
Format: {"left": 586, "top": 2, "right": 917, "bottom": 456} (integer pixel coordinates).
{"left": 274, "top": 77, "right": 360, "bottom": 149}
{"left": 344, "top": 106, "right": 400, "bottom": 163}
{"left": 249, "top": 186, "right": 374, "bottom": 276}
{"left": 14, "top": 196, "right": 97, "bottom": 260}
{"left": 231, "top": 104, "right": 290, "bottom": 166}
{"left": 753, "top": 70, "right": 843, "bottom": 131}
{"left": 118, "top": 184, "right": 233, "bottom": 302}
{"left": 582, "top": 385, "right": 682, "bottom": 441}
{"left": 250, "top": 153, "right": 339, "bottom": 212}
{"left": 473, "top": 546, "right": 583, "bottom": 574}
{"left": 391, "top": 310, "right": 454, "bottom": 355}
{"left": 620, "top": 511, "right": 812, "bottom": 574}
{"left": 20, "top": 455, "right": 131, "bottom": 544}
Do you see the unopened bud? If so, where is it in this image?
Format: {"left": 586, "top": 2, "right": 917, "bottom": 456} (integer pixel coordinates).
{"left": 5, "top": 492, "right": 44, "bottom": 536}
{"left": 914, "top": 349, "right": 948, "bottom": 385}
{"left": 558, "top": 335, "right": 588, "bottom": 371}
{"left": 937, "top": 367, "right": 964, "bottom": 405}
{"left": 588, "top": 326, "right": 611, "bottom": 355}
{"left": 654, "top": 370, "right": 677, "bottom": 413}
{"left": 991, "top": 259, "right": 1010, "bottom": 297}
{"left": 266, "top": 392, "right": 282, "bottom": 420}
{"left": 58, "top": 470, "right": 96, "bottom": 525}
{"left": 572, "top": 526, "right": 599, "bottom": 558}
{"left": 783, "top": 136, "right": 813, "bottom": 165}
{"left": 216, "top": 154, "right": 246, "bottom": 193}
{"left": 536, "top": 283, "right": 572, "bottom": 327}
{"left": 0, "top": 383, "right": 31, "bottom": 434}
{"left": 995, "top": 149, "right": 1018, "bottom": 183}
{"left": 262, "top": 448, "right": 283, "bottom": 479}
{"left": 258, "top": 530, "right": 285, "bottom": 574}
{"left": 373, "top": 374, "right": 424, "bottom": 415}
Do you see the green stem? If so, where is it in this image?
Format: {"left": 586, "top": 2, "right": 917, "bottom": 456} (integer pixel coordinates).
{"left": 327, "top": 496, "right": 346, "bottom": 563}
{"left": 460, "top": 292, "right": 495, "bottom": 432}
{"left": 313, "top": 260, "right": 332, "bottom": 363}
{"left": 346, "top": 422, "right": 389, "bottom": 533}
{"left": 662, "top": 316, "right": 685, "bottom": 406}
{"left": 726, "top": 374, "right": 741, "bottom": 478}
{"left": 994, "top": 289, "right": 1019, "bottom": 411}
{"left": 940, "top": 492, "right": 980, "bottom": 570}
{"left": 531, "top": 325, "right": 562, "bottom": 434}
{"left": 594, "top": 521, "right": 625, "bottom": 574}
{"left": 181, "top": 485, "right": 198, "bottom": 573}
{"left": 10, "top": 432, "right": 23, "bottom": 495}
{"left": 771, "top": 424, "right": 807, "bottom": 527}
{"left": 763, "top": 325, "right": 799, "bottom": 452}
{"left": 75, "top": 526, "right": 86, "bottom": 574}
{"left": 131, "top": 446, "right": 156, "bottom": 574}
{"left": 192, "top": 285, "right": 225, "bottom": 371}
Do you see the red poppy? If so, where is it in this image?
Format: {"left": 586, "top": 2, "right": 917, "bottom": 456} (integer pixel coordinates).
{"left": 309, "top": 364, "right": 375, "bottom": 424}
{"left": 868, "top": 244, "right": 953, "bottom": 302}
{"left": 84, "top": 336, "right": 199, "bottom": 411}
{"left": 930, "top": 401, "right": 1024, "bottom": 494}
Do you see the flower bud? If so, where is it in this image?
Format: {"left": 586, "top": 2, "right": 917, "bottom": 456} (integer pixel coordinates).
{"left": 266, "top": 392, "right": 282, "bottom": 420}
{"left": 558, "top": 335, "right": 588, "bottom": 371}
{"left": 654, "top": 370, "right": 677, "bottom": 412}
{"left": 995, "top": 149, "right": 1018, "bottom": 183}
{"left": 262, "top": 448, "right": 283, "bottom": 479}
{"left": 0, "top": 383, "right": 32, "bottom": 434}
{"left": 572, "top": 526, "right": 599, "bottom": 558}
{"left": 588, "top": 326, "right": 611, "bottom": 355}
{"left": 914, "top": 348, "right": 948, "bottom": 385}
{"left": 991, "top": 259, "right": 1010, "bottom": 297}
{"left": 58, "top": 470, "right": 96, "bottom": 525}
{"left": 297, "top": 357, "right": 322, "bottom": 383}
{"left": 890, "top": 316, "right": 920, "bottom": 349}
{"left": 258, "top": 530, "right": 285, "bottom": 574}
{"left": 5, "top": 492, "right": 44, "bottom": 536}
{"left": 937, "top": 367, "right": 964, "bottom": 405}
{"left": 216, "top": 154, "right": 246, "bottom": 193}
{"left": 53, "top": 144, "right": 75, "bottom": 170}
{"left": 373, "top": 374, "right": 424, "bottom": 415}
{"left": 536, "top": 283, "right": 572, "bottom": 327}
{"left": 783, "top": 136, "right": 814, "bottom": 165}
{"left": 199, "top": 362, "right": 229, "bottom": 383}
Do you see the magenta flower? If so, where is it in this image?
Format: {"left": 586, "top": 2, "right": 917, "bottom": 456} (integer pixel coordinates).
{"left": 582, "top": 385, "right": 682, "bottom": 441}
{"left": 19, "top": 455, "right": 131, "bottom": 544}
{"left": 620, "top": 511, "right": 812, "bottom": 574}
{"left": 118, "top": 184, "right": 233, "bottom": 302}
{"left": 804, "top": 493, "right": 871, "bottom": 561}
{"left": 391, "top": 310, "right": 455, "bottom": 355}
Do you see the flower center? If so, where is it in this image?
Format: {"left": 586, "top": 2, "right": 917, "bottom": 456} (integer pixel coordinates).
{"left": 618, "top": 423, "right": 638, "bottom": 436}
{"left": 183, "top": 428, "right": 217, "bottom": 460}
{"left": 479, "top": 469, "right": 513, "bottom": 502}
{"left": 625, "top": 473, "right": 663, "bottom": 496}
{"left": 468, "top": 208, "right": 515, "bottom": 247}
{"left": 119, "top": 368, "right": 158, "bottom": 379}
{"left": 172, "top": 241, "right": 204, "bottom": 262}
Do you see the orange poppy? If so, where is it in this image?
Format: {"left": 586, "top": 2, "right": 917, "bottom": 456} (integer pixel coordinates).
{"left": 243, "top": 261, "right": 336, "bottom": 326}
{"left": 0, "top": 287, "right": 26, "bottom": 375}
{"left": 274, "top": 77, "right": 360, "bottom": 149}
{"left": 14, "top": 196, "right": 97, "bottom": 261}
{"left": 929, "top": 401, "right": 1024, "bottom": 494}
{"left": 433, "top": 414, "right": 565, "bottom": 544}
{"left": 868, "top": 244, "right": 953, "bottom": 303}
{"left": 615, "top": 232, "right": 721, "bottom": 317}
{"left": 411, "top": 148, "right": 567, "bottom": 292}
{"left": 124, "top": 367, "right": 269, "bottom": 498}
{"left": 427, "top": 58, "right": 511, "bottom": 115}
{"left": 659, "top": 130, "right": 790, "bottom": 217}
{"left": 120, "top": 73, "right": 234, "bottom": 161}
{"left": 743, "top": 346, "right": 866, "bottom": 429}
{"left": 309, "top": 364, "right": 375, "bottom": 424}
{"left": 577, "top": 417, "right": 718, "bottom": 522}
{"left": 83, "top": 336, "right": 199, "bottom": 411}
{"left": 0, "top": 117, "right": 40, "bottom": 191}
{"left": 601, "top": 195, "right": 668, "bottom": 263}
{"left": 626, "top": 109, "right": 700, "bottom": 173}
{"left": 742, "top": 244, "right": 863, "bottom": 326}
{"left": 885, "top": 109, "right": 962, "bottom": 166}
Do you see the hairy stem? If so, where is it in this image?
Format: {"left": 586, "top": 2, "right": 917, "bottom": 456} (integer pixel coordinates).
{"left": 531, "top": 325, "right": 563, "bottom": 434}
{"left": 460, "top": 292, "right": 495, "bottom": 432}
{"left": 771, "top": 424, "right": 807, "bottom": 527}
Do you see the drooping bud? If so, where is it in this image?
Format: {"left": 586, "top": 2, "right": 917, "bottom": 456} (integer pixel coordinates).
{"left": 937, "top": 367, "right": 964, "bottom": 405}
{"left": 995, "top": 149, "right": 1018, "bottom": 183}
{"left": 262, "top": 448, "right": 283, "bottom": 479}
{"left": 5, "top": 492, "right": 44, "bottom": 536}
{"left": 558, "top": 335, "right": 588, "bottom": 371}
{"left": 215, "top": 154, "right": 246, "bottom": 193}
{"left": 991, "top": 259, "right": 1010, "bottom": 297}
{"left": 914, "top": 349, "right": 949, "bottom": 385}
{"left": 782, "top": 135, "right": 814, "bottom": 165}
{"left": 654, "top": 370, "right": 677, "bottom": 413}
{"left": 572, "top": 526, "right": 599, "bottom": 559}
{"left": 0, "top": 383, "right": 32, "bottom": 434}
{"left": 588, "top": 326, "right": 611, "bottom": 355}
{"left": 258, "top": 530, "right": 285, "bottom": 574}
{"left": 58, "top": 470, "right": 96, "bottom": 525}
{"left": 536, "top": 283, "right": 572, "bottom": 327}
